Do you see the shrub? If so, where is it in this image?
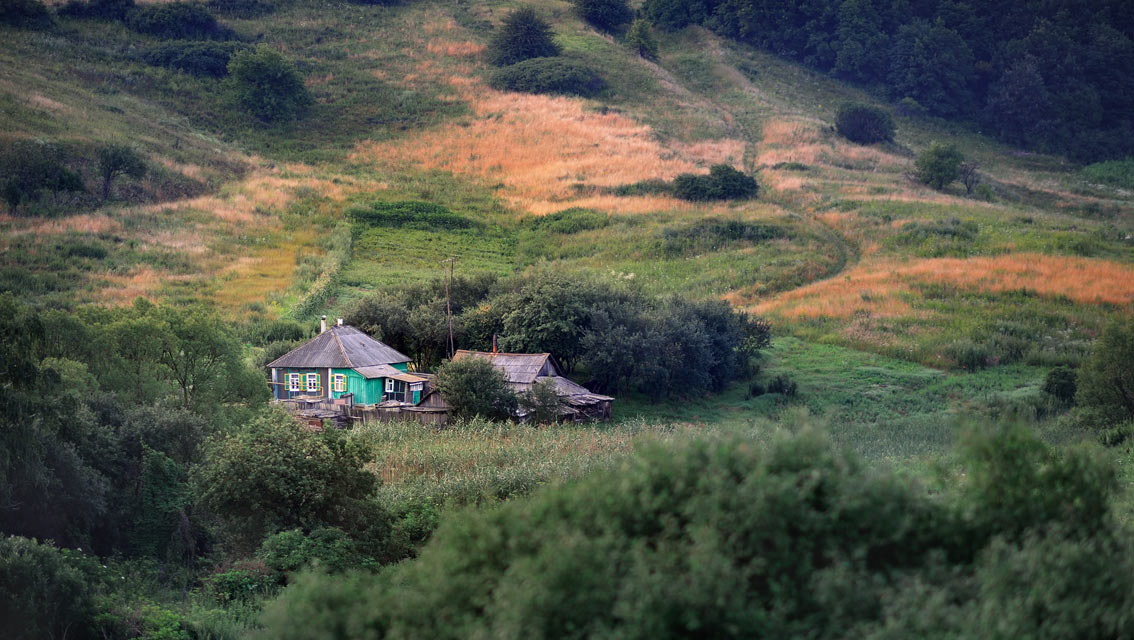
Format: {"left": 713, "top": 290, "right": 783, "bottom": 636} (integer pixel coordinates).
{"left": 0, "top": 0, "right": 54, "bottom": 29}
{"left": 345, "top": 200, "right": 477, "bottom": 230}
{"left": 519, "top": 378, "right": 561, "bottom": 424}
{"left": 58, "top": 0, "right": 133, "bottom": 19}
{"left": 625, "top": 19, "right": 659, "bottom": 59}
{"left": 527, "top": 207, "right": 609, "bottom": 234}
{"left": 914, "top": 141, "right": 964, "bottom": 190}
{"left": 489, "top": 56, "right": 606, "bottom": 97}
{"left": 1042, "top": 366, "right": 1077, "bottom": 404}
{"left": 203, "top": 561, "right": 282, "bottom": 604}
{"left": 571, "top": 0, "right": 632, "bottom": 33}
{"left": 142, "top": 40, "right": 246, "bottom": 77}
{"left": 0, "top": 537, "right": 98, "bottom": 640}
{"left": 0, "top": 140, "right": 84, "bottom": 213}
{"left": 767, "top": 374, "right": 797, "bottom": 396}
{"left": 672, "top": 163, "right": 759, "bottom": 201}
{"left": 258, "top": 527, "right": 373, "bottom": 574}
{"left": 661, "top": 219, "right": 786, "bottom": 256}
{"left": 835, "top": 103, "right": 895, "bottom": 144}
{"left": 126, "top": 2, "right": 232, "bottom": 39}
{"left": 434, "top": 357, "right": 518, "bottom": 421}
{"left": 947, "top": 339, "right": 990, "bottom": 371}
{"left": 1075, "top": 319, "right": 1134, "bottom": 425}
{"left": 223, "top": 45, "right": 312, "bottom": 124}
{"left": 487, "top": 7, "right": 560, "bottom": 66}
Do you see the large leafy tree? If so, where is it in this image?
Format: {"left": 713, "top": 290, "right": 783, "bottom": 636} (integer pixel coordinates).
{"left": 434, "top": 357, "right": 517, "bottom": 421}
{"left": 224, "top": 45, "right": 312, "bottom": 123}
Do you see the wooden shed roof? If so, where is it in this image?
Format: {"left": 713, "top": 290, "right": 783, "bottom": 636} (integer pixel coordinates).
{"left": 452, "top": 350, "right": 562, "bottom": 384}
{"left": 267, "top": 325, "right": 410, "bottom": 369}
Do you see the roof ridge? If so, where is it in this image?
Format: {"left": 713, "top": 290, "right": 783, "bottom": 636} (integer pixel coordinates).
{"left": 333, "top": 327, "right": 351, "bottom": 368}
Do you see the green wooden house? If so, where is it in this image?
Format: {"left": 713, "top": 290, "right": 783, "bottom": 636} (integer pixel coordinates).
{"left": 267, "top": 319, "right": 426, "bottom": 405}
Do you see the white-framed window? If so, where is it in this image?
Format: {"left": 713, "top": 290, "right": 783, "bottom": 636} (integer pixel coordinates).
{"left": 333, "top": 374, "right": 346, "bottom": 393}
{"left": 385, "top": 378, "right": 394, "bottom": 393}
{"left": 306, "top": 373, "right": 320, "bottom": 393}
{"left": 288, "top": 373, "right": 301, "bottom": 392}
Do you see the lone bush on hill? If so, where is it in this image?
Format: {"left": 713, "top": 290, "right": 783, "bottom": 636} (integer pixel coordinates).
{"left": 434, "top": 357, "right": 517, "bottom": 421}
{"left": 673, "top": 163, "right": 759, "bottom": 201}
{"left": 835, "top": 103, "right": 895, "bottom": 144}
{"left": 0, "top": 140, "right": 84, "bottom": 213}
{"left": 487, "top": 7, "right": 560, "bottom": 67}
{"left": 223, "top": 45, "right": 312, "bottom": 124}
{"left": 915, "top": 141, "right": 964, "bottom": 190}
{"left": 489, "top": 57, "right": 606, "bottom": 97}
{"left": 97, "top": 143, "right": 147, "bottom": 202}
{"left": 571, "top": 0, "right": 632, "bottom": 33}
{"left": 625, "top": 19, "right": 659, "bottom": 60}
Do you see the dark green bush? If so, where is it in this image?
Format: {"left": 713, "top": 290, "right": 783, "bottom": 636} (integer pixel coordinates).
{"left": 608, "top": 177, "right": 673, "bottom": 196}
{"left": 571, "top": 0, "right": 632, "bottom": 33}
{"left": 672, "top": 163, "right": 759, "bottom": 201}
{"left": 1, "top": 0, "right": 54, "bottom": 29}
{"left": 143, "top": 40, "right": 246, "bottom": 77}
{"left": 1080, "top": 158, "right": 1134, "bottom": 190}
{"left": 0, "top": 140, "right": 84, "bottom": 213}
{"left": 203, "top": 561, "right": 282, "bottom": 604}
{"left": 126, "top": 2, "right": 233, "bottom": 39}
{"left": 1043, "top": 365, "right": 1077, "bottom": 404}
{"left": 258, "top": 527, "right": 374, "bottom": 574}
{"left": 223, "top": 45, "right": 312, "bottom": 124}
{"left": 1075, "top": 319, "right": 1134, "bottom": 425}
{"left": 625, "top": 18, "right": 659, "bottom": 59}
{"left": 487, "top": 7, "right": 560, "bottom": 66}
{"left": 527, "top": 207, "right": 609, "bottom": 234}
{"left": 947, "top": 338, "right": 990, "bottom": 371}
{"left": 434, "top": 357, "right": 518, "bottom": 421}
{"left": 915, "top": 141, "right": 964, "bottom": 190}
{"left": 489, "top": 56, "right": 606, "bottom": 97}
{"left": 58, "top": 0, "right": 134, "bottom": 20}
{"left": 346, "top": 200, "right": 477, "bottom": 230}
{"left": 0, "top": 537, "right": 99, "bottom": 640}
{"left": 767, "top": 374, "right": 797, "bottom": 396}
{"left": 835, "top": 103, "right": 896, "bottom": 144}
{"left": 661, "top": 219, "right": 786, "bottom": 256}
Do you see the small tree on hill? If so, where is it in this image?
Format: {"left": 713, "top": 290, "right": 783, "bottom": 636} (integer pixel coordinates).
{"left": 434, "top": 357, "right": 517, "bottom": 421}
{"left": 835, "top": 103, "right": 895, "bottom": 144}
{"left": 914, "top": 141, "right": 963, "bottom": 190}
{"left": 488, "top": 7, "right": 560, "bottom": 67}
{"left": 625, "top": 19, "right": 659, "bottom": 60}
{"left": 97, "top": 143, "right": 147, "bottom": 202}
{"left": 224, "top": 45, "right": 312, "bottom": 124}
{"left": 572, "top": 0, "right": 632, "bottom": 33}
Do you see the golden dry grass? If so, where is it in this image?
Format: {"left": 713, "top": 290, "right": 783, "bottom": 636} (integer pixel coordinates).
{"left": 753, "top": 253, "right": 1134, "bottom": 320}
{"left": 354, "top": 80, "right": 746, "bottom": 215}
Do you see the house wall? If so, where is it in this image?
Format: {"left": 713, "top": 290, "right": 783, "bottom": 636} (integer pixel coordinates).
{"left": 276, "top": 368, "right": 328, "bottom": 400}
{"left": 335, "top": 369, "right": 383, "bottom": 405}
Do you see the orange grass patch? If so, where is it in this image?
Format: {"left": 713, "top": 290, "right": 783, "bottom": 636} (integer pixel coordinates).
{"left": 354, "top": 83, "right": 745, "bottom": 214}
{"left": 426, "top": 40, "right": 486, "bottom": 57}
{"left": 752, "top": 253, "right": 1134, "bottom": 319}
{"left": 2, "top": 213, "right": 121, "bottom": 236}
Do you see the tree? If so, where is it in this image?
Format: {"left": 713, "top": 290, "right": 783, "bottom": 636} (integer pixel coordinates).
{"left": 96, "top": 143, "right": 146, "bottom": 202}
{"left": 0, "top": 140, "right": 83, "bottom": 213}
{"left": 1076, "top": 319, "right": 1134, "bottom": 425}
{"left": 572, "top": 0, "right": 632, "bottom": 33}
{"left": 958, "top": 160, "right": 981, "bottom": 195}
{"left": 487, "top": 7, "right": 561, "bottom": 67}
{"left": 519, "top": 378, "right": 561, "bottom": 424}
{"left": 887, "top": 19, "right": 975, "bottom": 117}
{"left": 193, "top": 409, "right": 389, "bottom": 553}
{"left": 434, "top": 357, "right": 517, "bottom": 421}
{"left": 1042, "top": 365, "right": 1077, "bottom": 404}
{"left": 0, "top": 537, "right": 98, "bottom": 640}
{"left": 914, "top": 141, "right": 963, "bottom": 189}
{"left": 223, "top": 45, "right": 312, "bottom": 124}
{"left": 625, "top": 19, "right": 659, "bottom": 60}
{"left": 156, "top": 307, "right": 264, "bottom": 410}
{"left": 0, "top": 0, "right": 54, "bottom": 29}
{"left": 835, "top": 103, "right": 895, "bottom": 144}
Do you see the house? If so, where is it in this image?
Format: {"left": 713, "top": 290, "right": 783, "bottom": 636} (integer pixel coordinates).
{"left": 267, "top": 317, "right": 428, "bottom": 406}
{"left": 451, "top": 349, "right": 614, "bottom": 421}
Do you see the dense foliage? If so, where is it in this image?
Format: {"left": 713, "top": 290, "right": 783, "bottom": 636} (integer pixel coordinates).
{"left": 345, "top": 200, "right": 478, "bottom": 230}
{"left": 223, "top": 45, "right": 312, "bottom": 124}
{"left": 0, "top": 139, "right": 84, "bottom": 213}
{"left": 344, "top": 271, "right": 769, "bottom": 399}
{"left": 258, "top": 423, "right": 1132, "bottom": 638}
{"left": 96, "top": 143, "right": 147, "bottom": 201}
{"left": 835, "top": 103, "right": 895, "bottom": 144}
{"left": 142, "top": 40, "right": 247, "bottom": 77}
{"left": 625, "top": 19, "right": 660, "bottom": 59}
{"left": 571, "top": 0, "right": 632, "bottom": 33}
{"left": 433, "top": 357, "right": 518, "bottom": 421}
{"left": 672, "top": 163, "right": 759, "bottom": 201}
{"left": 1076, "top": 319, "right": 1134, "bottom": 425}
{"left": 489, "top": 56, "right": 607, "bottom": 97}
{"left": 487, "top": 7, "right": 561, "bottom": 66}
{"left": 125, "top": 2, "right": 232, "bottom": 39}
{"left": 914, "top": 141, "right": 964, "bottom": 190}
{"left": 642, "top": 0, "right": 1134, "bottom": 161}
{"left": 0, "top": 0, "right": 54, "bottom": 29}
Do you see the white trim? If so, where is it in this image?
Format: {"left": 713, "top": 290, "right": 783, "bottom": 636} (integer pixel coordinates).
{"left": 306, "top": 373, "right": 320, "bottom": 393}
{"left": 288, "top": 373, "right": 301, "bottom": 392}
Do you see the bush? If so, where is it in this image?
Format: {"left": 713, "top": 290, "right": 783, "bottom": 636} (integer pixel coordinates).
{"left": 223, "top": 45, "right": 312, "bottom": 124}
{"left": 835, "top": 103, "right": 895, "bottom": 144}
{"left": 1043, "top": 366, "right": 1077, "bottom": 404}
{"left": 766, "top": 374, "right": 797, "bottom": 396}
{"left": 487, "top": 7, "right": 560, "bottom": 67}
{"left": 672, "top": 163, "right": 759, "bottom": 201}
{"left": 126, "top": 2, "right": 232, "bottom": 39}
{"left": 96, "top": 143, "right": 147, "bottom": 202}
{"left": 345, "top": 200, "right": 477, "bottom": 230}
{"left": 434, "top": 357, "right": 518, "bottom": 421}
{"left": 489, "top": 56, "right": 606, "bottom": 97}
{"left": 1075, "top": 319, "right": 1134, "bottom": 425}
{"left": 0, "top": 140, "right": 84, "bottom": 213}
{"left": 58, "top": 0, "right": 133, "bottom": 20}
{"left": 0, "top": 537, "right": 98, "bottom": 640}
{"left": 258, "top": 527, "right": 373, "bottom": 574}
{"left": 947, "top": 338, "right": 990, "bottom": 371}
{"left": 914, "top": 141, "right": 964, "bottom": 190}
{"left": 203, "top": 561, "right": 282, "bottom": 604}
{"left": 1, "top": 0, "right": 54, "bottom": 29}
{"left": 527, "top": 207, "right": 609, "bottom": 234}
{"left": 519, "top": 378, "right": 561, "bottom": 424}
{"left": 661, "top": 219, "right": 786, "bottom": 256}
{"left": 1080, "top": 157, "right": 1134, "bottom": 190}
{"left": 625, "top": 18, "right": 659, "bottom": 60}
{"left": 571, "top": 0, "right": 632, "bottom": 33}
{"left": 142, "top": 40, "right": 246, "bottom": 77}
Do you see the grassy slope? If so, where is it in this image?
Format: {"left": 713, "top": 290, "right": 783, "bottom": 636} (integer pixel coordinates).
{"left": 3, "top": 0, "right": 1133, "bottom": 507}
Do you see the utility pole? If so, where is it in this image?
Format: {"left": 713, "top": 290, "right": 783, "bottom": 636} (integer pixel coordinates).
{"left": 442, "top": 256, "right": 456, "bottom": 358}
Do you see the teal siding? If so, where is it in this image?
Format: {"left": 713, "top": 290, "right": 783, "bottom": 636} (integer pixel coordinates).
{"left": 332, "top": 368, "right": 384, "bottom": 404}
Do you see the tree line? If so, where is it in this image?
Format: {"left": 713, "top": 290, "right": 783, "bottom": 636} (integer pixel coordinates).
{"left": 643, "top": 0, "right": 1134, "bottom": 161}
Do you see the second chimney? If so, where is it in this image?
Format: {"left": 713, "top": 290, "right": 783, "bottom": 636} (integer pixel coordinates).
{"left": 337, "top": 318, "right": 343, "bottom": 326}
{"left": 320, "top": 315, "right": 327, "bottom": 333}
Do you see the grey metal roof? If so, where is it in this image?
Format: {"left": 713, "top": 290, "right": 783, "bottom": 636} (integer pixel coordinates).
{"left": 267, "top": 326, "right": 411, "bottom": 369}
{"left": 452, "top": 350, "right": 559, "bottom": 384}
{"left": 352, "top": 364, "right": 403, "bottom": 379}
